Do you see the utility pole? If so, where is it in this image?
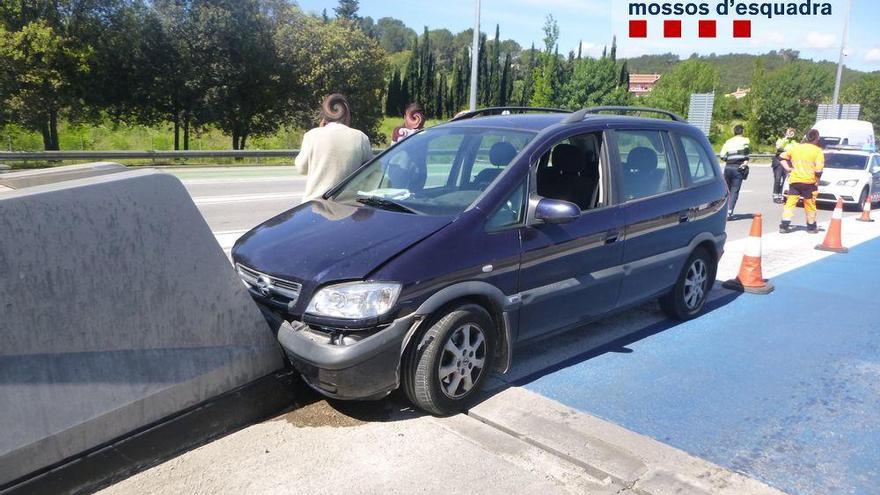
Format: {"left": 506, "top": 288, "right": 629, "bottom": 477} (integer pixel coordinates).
{"left": 468, "top": 0, "right": 481, "bottom": 111}
{"left": 831, "top": 0, "right": 852, "bottom": 113}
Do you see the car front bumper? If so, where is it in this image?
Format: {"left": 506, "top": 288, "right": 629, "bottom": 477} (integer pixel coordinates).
{"left": 816, "top": 185, "right": 861, "bottom": 203}
{"left": 273, "top": 312, "right": 418, "bottom": 400}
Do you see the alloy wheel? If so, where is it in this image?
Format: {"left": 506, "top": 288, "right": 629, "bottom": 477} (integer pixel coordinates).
{"left": 438, "top": 323, "right": 487, "bottom": 399}
{"left": 683, "top": 259, "right": 708, "bottom": 310}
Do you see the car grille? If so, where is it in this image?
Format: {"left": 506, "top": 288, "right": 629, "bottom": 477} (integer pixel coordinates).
{"left": 817, "top": 193, "right": 836, "bottom": 200}
{"left": 236, "top": 264, "right": 302, "bottom": 307}
{"left": 819, "top": 180, "right": 830, "bottom": 186}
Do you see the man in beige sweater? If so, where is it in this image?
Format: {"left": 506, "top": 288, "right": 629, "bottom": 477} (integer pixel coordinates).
{"left": 295, "top": 94, "right": 374, "bottom": 202}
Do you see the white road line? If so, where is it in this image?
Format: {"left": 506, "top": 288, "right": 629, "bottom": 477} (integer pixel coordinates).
{"left": 193, "top": 192, "right": 301, "bottom": 206}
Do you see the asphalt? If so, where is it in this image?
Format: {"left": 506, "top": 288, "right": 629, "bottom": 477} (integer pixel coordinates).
{"left": 523, "top": 233, "right": 880, "bottom": 495}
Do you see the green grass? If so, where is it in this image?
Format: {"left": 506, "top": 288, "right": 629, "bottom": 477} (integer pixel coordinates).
{"left": 1, "top": 117, "right": 447, "bottom": 154}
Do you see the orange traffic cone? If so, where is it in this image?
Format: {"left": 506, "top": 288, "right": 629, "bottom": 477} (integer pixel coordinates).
{"left": 722, "top": 214, "right": 774, "bottom": 294}
{"left": 856, "top": 197, "right": 875, "bottom": 223}
{"left": 815, "top": 199, "right": 849, "bottom": 253}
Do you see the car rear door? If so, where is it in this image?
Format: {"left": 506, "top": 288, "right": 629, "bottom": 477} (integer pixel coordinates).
{"left": 517, "top": 129, "right": 626, "bottom": 341}
{"left": 611, "top": 127, "right": 693, "bottom": 308}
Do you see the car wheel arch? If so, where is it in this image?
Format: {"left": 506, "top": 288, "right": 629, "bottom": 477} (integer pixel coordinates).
{"left": 400, "top": 281, "right": 514, "bottom": 375}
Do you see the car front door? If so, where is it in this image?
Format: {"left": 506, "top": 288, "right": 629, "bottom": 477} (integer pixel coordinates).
{"left": 517, "top": 130, "right": 626, "bottom": 341}
{"left": 611, "top": 127, "right": 693, "bottom": 308}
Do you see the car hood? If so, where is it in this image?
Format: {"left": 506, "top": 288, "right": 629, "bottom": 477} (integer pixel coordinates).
{"left": 820, "top": 167, "right": 866, "bottom": 183}
{"left": 232, "top": 200, "right": 453, "bottom": 284}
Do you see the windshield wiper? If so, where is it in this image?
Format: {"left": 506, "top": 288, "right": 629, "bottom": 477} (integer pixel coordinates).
{"left": 355, "top": 195, "right": 420, "bottom": 214}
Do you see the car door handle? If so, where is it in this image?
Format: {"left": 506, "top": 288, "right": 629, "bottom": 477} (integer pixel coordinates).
{"left": 678, "top": 210, "right": 691, "bottom": 223}
{"left": 604, "top": 230, "right": 620, "bottom": 244}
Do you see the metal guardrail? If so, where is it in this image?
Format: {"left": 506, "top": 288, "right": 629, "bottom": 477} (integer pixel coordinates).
{"left": 0, "top": 149, "right": 348, "bottom": 161}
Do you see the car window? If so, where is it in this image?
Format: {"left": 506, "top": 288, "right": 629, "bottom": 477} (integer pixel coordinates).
{"left": 469, "top": 133, "right": 533, "bottom": 184}
{"left": 824, "top": 154, "right": 869, "bottom": 170}
{"left": 535, "top": 132, "right": 606, "bottom": 211}
{"left": 333, "top": 127, "right": 535, "bottom": 216}
{"left": 486, "top": 180, "right": 527, "bottom": 230}
{"left": 676, "top": 134, "right": 718, "bottom": 184}
{"left": 616, "top": 130, "right": 677, "bottom": 201}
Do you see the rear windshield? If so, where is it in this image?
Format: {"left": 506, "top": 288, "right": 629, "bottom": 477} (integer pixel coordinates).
{"left": 824, "top": 154, "right": 868, "bottom": 170}
{"left": 332, "top": 126, "right": 535, "bottom": 216}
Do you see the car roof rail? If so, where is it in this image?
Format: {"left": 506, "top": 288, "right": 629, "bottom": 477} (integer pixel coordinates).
{"left": 451, "top": 107, "right": 572, "bottom": 121}
{"left": 561, "top": 106, "right": 688, "bottom": 124}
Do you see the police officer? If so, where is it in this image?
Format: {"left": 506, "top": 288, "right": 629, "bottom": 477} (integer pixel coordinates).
{"left": 772, "top": 128, "right": 798, "bottom": 204}
{"left": 779, "top": 129, "right": 824, "bottom": 234}
{"left": 719, "top": 125, "right": 751, "bottom": 220}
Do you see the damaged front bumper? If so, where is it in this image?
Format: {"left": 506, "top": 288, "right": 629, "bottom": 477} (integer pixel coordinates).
{"left": 270, "top": 311, "right": 418, "bottom": 400}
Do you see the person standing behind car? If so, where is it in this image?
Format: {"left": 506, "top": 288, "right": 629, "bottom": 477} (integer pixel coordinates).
{"left": 772, "top": 127, "right": 798, "bottom": 204}
{"left": 719, "top": 125, "right": 751, "bottom": 220}
{"left": 778, "top": 129, "right": 824, "bottom": 234}
{"left": 295, "top": 94, "right": 373, "bottom": 203}
{"left": 391, "top": 103, "right": 425, "bottom": 144}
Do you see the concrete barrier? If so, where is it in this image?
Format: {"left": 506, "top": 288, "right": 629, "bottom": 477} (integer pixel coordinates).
{"left": 0, "top": 162, "right": 126, "bottom": 189}
{"left": 0, "top": 169, "right": 285, "bottom": 488}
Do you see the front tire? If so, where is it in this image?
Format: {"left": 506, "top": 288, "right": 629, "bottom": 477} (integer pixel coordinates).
{"left": 403, "top": 304, "right": 496, "bottom": 416}
{"left": 660, "top": 247, "right": 716, "bottom": 321}
{"left": 856, "top": 187, "right": 869, "bottom": 212}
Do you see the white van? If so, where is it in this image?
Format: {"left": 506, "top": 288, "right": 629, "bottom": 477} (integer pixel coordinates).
{"left": 813, "top": 119, "right": 877, "bottom": 151}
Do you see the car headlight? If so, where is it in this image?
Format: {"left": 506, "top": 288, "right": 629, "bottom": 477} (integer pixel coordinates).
{"left": 306, "top": 281, "right": 401, "bottom": 319}
{"left": 836, "top": 179, "right": 859, "bottom": 187}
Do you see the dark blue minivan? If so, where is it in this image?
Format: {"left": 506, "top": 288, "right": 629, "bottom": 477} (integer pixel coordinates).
{"left": 232, "top": 107, "right": 728, "bottom": 415}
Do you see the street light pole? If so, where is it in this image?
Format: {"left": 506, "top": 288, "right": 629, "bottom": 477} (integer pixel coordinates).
{"left": 468, "top": 0, "right": 481, "bottom": 111}
{"left": 831, "top": 0, "right": 852, "bottom": 111}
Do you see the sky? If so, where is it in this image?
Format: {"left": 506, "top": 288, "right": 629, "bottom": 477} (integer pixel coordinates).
{"left": 295, "top": 0, "right": 880, "bottom": 72}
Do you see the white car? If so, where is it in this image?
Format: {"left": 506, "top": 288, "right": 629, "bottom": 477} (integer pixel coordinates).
{"left": 815, "top": 149, "right": 880, "bottom": 210}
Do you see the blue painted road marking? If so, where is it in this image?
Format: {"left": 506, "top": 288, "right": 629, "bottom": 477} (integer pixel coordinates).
{"left": 524, "top": 237, "right": 880, "bottom": 495}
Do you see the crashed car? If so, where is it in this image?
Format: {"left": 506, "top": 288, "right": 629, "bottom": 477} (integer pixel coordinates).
{"left": 233, "top": 106, "right": 728, "bottom": 415}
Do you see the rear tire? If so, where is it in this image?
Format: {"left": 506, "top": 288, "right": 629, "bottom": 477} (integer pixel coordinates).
{"left": 660, "top": 247, "right": 716, "bottom": 321}
{"left": 402, "top": 304, "right": 496, "bottom": 416}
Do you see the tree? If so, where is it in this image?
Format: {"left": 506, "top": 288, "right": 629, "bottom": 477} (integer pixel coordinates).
{"left": 529, "top": 15, "right": 559, "bottom": 107}
{"left": 644, "top": 59, "right": 719, "bottom": 116}
{"left": 842, "top": 73, "right": 880, "bottom": 127}
{"left": 374, "top": 17, "right": 415, "bottom": 53}
{"left": 748, "top": 61, "right": 834, "bottom": 144}
{"left": 334, "top": 0, "right": 359, "bottom": 21}
{"left": 277, "top": 13, "right": 389, "bottom": 142}
{"left": 560, "top": 57, "right": 631, "bottom": 109}
{"left": 198, "top": 0, "right": 301, "bottom": 149}
{"left": 144, "top": 0, "right": 211, "bottom": 150}
{"left": 0, "top": 2, "right": 94, "bottom": 150}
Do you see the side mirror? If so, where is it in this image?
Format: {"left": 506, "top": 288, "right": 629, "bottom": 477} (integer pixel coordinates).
{"left": 534, "top": 198, "right": 580, "bottom": 224}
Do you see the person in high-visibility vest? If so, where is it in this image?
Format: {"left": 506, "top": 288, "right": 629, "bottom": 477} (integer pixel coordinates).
{"left": 719, "top": 125, "right": 751, "bottom": 220}
{"left": 772, "top": 127, "right": 798, "bottom": 204}
{"left": 779, "top": 129, "right": 824, "bottom": 234}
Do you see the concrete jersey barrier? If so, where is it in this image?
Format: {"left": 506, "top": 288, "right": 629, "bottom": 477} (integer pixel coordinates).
{"left": 0, "top": 162, "right": 127, "bottom": 190}
{"left": 0, "top": 169, "right": 285, "bottom": 487}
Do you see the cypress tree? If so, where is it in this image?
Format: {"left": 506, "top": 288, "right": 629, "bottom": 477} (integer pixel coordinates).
{"left": 610, "top": 36, "right": 617, "bottom": 62}
{"left": 499, "top": 53, "right": 511, "bottom": 106}
{"left": 405, "top": 38, "right": 420, "bottom": 105}
{"left": 618, "top": 60, "right": 629, "bottom": 89}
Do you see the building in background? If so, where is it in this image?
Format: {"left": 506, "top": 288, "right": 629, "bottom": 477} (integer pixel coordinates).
{"left": 628, "top": 74, "right": 662, "bottom": 96}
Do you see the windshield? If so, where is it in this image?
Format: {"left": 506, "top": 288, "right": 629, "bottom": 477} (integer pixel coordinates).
{"left": 332, "top": 126, "right": 536, "bottom": 216}
{"left": 824, "top": 154, "right": 868, "bottom": 170}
